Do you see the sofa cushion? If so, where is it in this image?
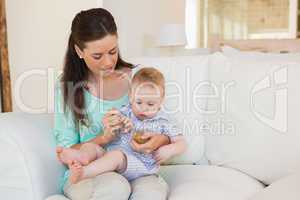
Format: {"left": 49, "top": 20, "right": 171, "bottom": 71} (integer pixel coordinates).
{"left": 128, "top": 56, "right": 210, "bottom": 165}
{"left": 205, "top": 52, "right": 300, "bottom": 184}
{"left": 159, "top": 165, "right": 264, "bottom": 200}
{"left": 249, "top": 172, "right": 300, "bottom": 200}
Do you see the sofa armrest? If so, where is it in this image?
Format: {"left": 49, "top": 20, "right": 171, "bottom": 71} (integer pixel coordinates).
{"left": 249, "top": 172, "right": 300, "bottom": 200}
{"left": 0, "top": 113, "right": 65, "bottom": 200}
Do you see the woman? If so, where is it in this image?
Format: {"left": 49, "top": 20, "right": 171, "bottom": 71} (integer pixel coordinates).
{"left": 53, "top": 8, "right": 170, "bottom": 200}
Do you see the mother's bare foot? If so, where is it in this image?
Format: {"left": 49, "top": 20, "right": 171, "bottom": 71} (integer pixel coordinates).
{"left": 69, "top": 160, "right": 83, "bottom": 184}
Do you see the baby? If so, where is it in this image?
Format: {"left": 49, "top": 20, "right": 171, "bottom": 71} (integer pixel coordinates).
{"left": 57, "top": 67, "right": 187, "bottom": 184}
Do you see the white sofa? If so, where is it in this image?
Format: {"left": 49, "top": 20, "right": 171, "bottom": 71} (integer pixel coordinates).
{"left": 1, "top": 53, "right": 300, "bottom": 200}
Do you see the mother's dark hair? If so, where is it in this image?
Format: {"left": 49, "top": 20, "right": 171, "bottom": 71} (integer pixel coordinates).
{"left": 61, "top": 8, "right": 133, "bottom": 125}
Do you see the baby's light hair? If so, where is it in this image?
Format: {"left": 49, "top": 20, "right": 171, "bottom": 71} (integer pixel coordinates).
{"left": 131, "top": 67, "right": 165, "bottom": 96}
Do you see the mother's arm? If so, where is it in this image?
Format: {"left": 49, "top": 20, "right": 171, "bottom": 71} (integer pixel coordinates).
{"left": 68, "top": 109, "right": 124, "bottom": 150}
{"left": 54, "top": 84, "right": 120, "bottom": 153}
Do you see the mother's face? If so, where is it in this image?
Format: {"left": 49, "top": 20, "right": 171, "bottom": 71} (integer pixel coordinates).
{"left": 75, "top": 34, "right": 119, "bottom": 77}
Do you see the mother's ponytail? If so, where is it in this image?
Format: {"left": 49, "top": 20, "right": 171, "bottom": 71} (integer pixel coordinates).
{"left": 61, "top": 33, "right": 88, "bottom": 125}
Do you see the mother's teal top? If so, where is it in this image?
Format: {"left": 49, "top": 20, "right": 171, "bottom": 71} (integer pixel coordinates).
{"left": 53, "top": 82, "right": 129, "bottom": 191}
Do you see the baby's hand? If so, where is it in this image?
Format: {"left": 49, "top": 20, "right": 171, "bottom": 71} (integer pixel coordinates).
{"left": 130, "top": 132, "right": 154, "bottom": 154}
{"left": 102, "top": 109, "right": 123, "bottom": 132}
{"left": 121, "top": 116, "right": 133, "bottom": 133}
{"left": 153, "top": 145, "right": 175, "bottom": 164}
{"left": 102, "top": 108, "right": 126, "bottom": 136}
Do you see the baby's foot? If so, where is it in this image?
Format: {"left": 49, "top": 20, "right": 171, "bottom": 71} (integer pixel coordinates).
{"left": 56, "top": 146, "right": 65, "bottom": 162}
{"left": 56, "top": 146, "right": 90, "bottom": 165}
{"left": 56, "top": 146, "right": 63, "bottom": 155}
{"left": 56, "top": 147, "right": 77, "bottom": 164}
{"left": 69, "top": 160, "right": 83, "bottom": 184}
{"left": 56, "top": 146, "right": 75, "bottom": 164}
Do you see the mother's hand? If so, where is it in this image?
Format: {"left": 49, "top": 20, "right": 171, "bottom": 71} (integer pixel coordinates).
{"left": 130, "top": 133, "right": 170, "bottom": 154}
{"left": 102, "top": 108, "right": 123, "bottom": 131}
{"left": 101, "top": 109, "right": 124, "bottom": 142}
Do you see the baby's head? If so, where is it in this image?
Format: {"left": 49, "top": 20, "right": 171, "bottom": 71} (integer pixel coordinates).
{"left": 130, "top": 67, "right": 165, "bottom": 120}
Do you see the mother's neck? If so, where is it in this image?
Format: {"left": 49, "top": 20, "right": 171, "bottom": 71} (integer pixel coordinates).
{"left": 88, "top": 72, "right": 114, "bottom": 85}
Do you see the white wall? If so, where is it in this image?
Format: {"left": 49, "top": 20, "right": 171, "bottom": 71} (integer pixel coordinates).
{"left": 5, "top": 0, "right": 185, "bottom": 113}
{"left": 103, "top": 0, "right": 185, "bottom": 58}
{"left": 6, "top": 0, "right": 102, "bottom": 113}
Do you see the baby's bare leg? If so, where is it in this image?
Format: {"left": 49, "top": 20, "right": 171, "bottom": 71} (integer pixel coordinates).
{"left": 78, "top": 143, "right": 105, "bottom": 165}
{"left": 69, "top": 150, "right": 127, "bottom": 184}
{"left": 56, "top": 143, "right": 105, "bottom": 166}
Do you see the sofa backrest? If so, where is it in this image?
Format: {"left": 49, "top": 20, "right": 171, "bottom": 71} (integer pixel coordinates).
{"left": 205, "top": 52, "right": 300, "bottom": 185}
{"left": 2, "top": 52, "right": 300, "bottom": 191}
{"left": 130, "top": 52, "right": 300, "bottom": 185}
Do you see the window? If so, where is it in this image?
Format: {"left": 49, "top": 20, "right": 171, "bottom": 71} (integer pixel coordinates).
{"left": 186, "top": 0, "right": 299, "bottom": 48}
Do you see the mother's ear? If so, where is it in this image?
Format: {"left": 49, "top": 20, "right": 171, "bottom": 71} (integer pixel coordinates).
{"left": 74, "top": 45, "right": 84, "bottom": 59}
